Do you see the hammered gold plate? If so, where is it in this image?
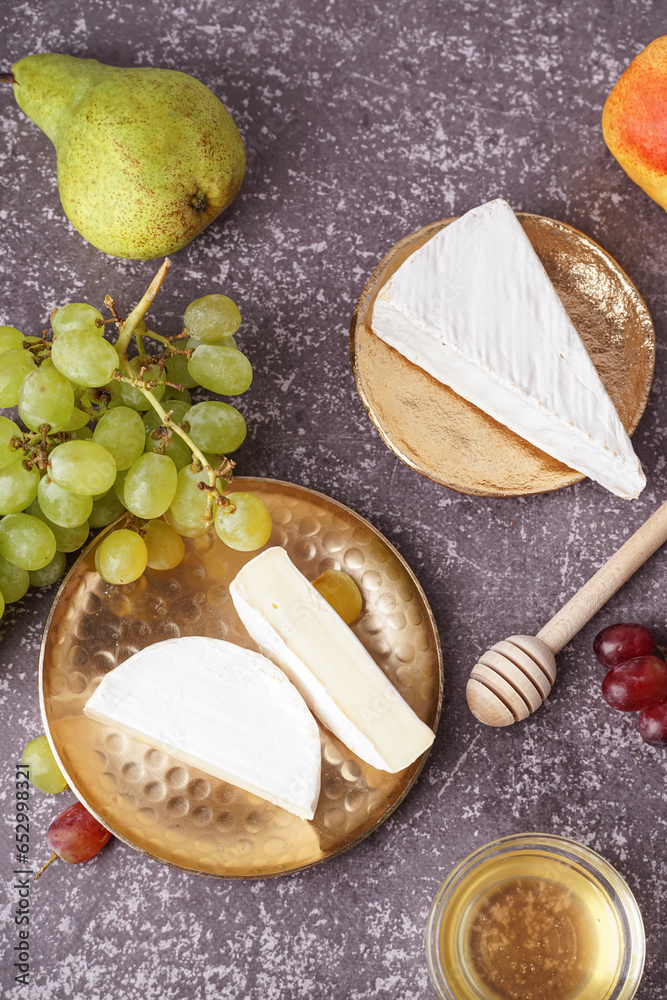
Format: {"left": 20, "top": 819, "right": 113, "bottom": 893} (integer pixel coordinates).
{"left": 350, "top": 214, "right": 655, "bottom": 497}
{"left": 39, "top": 478, "right": 443, "bottom": 878}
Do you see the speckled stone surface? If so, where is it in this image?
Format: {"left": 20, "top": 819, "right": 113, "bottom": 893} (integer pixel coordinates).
{"left": 1, "top": 2, "right": 666, "bottom": 997}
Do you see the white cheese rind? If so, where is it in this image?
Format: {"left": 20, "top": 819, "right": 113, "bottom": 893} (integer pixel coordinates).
{"left": 83, "top": 635, "right": 321, "bottom": 820}
{"left": 230, "top": 547, "right": 435, "bottom": 773}
{"left": 371, "top": 198, "right": 645, "bottom": 500}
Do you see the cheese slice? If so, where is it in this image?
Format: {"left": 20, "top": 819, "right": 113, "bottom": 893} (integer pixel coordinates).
{"left": 371, "top": 198, "right": 645, "bottom": 499}
{"left": 230, "top": 547, "right": 435, "bottom": 773}
{"left": 84, "top": 635, "right": 321, "bottom": 820}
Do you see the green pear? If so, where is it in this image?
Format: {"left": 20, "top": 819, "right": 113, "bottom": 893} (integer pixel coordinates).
{"left": 11, "top": 54, "right": 246, "bottom": 259}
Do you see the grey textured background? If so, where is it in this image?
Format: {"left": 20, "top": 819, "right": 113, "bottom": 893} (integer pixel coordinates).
{"left": 1, "top": 1, "right": 667, "bottom": 997}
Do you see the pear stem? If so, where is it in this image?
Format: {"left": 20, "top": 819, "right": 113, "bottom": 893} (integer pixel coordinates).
{"left": 0, "top": 72, "right": 15, "bottom": 84}
{"left": 114, "top": 258, "right": 171, "bottom": 356}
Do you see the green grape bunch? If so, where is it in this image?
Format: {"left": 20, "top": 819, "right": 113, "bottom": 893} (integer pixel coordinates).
{"left": 0, "top": 261, "right": 272, "bottom": 621}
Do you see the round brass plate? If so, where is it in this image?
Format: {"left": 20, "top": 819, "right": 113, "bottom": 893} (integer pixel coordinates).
{"left": 350, "top": 214, "right": 655, "bottom": 497}
{"left": 39, "top": 478, "right": 443, "bottom": 879}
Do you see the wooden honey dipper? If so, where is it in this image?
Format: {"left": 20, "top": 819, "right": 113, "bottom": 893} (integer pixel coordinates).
{"left": 467, "top": 500, "right": 667, "bottom": 727}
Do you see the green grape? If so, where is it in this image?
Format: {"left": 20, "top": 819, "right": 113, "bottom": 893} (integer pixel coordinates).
{"left": 29, "top": 550, "right": 67, "bottom": 588}
{"left": 214, "top": 492, "right": 272, "bottom": 551}
{"left": 28, "top": 502, "right": 90, "bottom": 553}
{"left": 187, "top": 344, "right": 252, "bottom": 395}
{"left": 93, "top": 406, "right": 146, "bottom": 470}
{"left": 89, "top": 489, "right": 126, "bottom": 528}
{"left": 69, "top": 425, "right": 94, "bottom": 441}
{"left": 143, "top": 424, "right": 192, "bottom": 470}
{"left": 312, "top": 569, "right": 363, "bottom": 624}
{"left": 37, "top": 476, "right": 92, "bottom": 528}
{"left": 144, "top": 519, "right": 185, "bottom": 570}
{"left": 165, "top": 464, "right": 215, "bottom": 536}
{"left": 112, "top": 468, "right": 128, "bottom": 505}
{"left": 0, "top": 513, "right": 57, "bottom": 570}
{"left": 184, "top": 294, "right": 241, "bottom": 343}
{"left": 18, "top": 367, "right": 75, "bottom": 432}
{"left": 0, "top": 552, "right": 29, "bottom": 603}
{"left": 0, "top": 461, "right": 40, "bottom": 515}
{"left": 162, "top": 384, "right": 192, "bottom": 406}
{"left": 21, "top": 735, "right": 68, "bottom": 793}
{"left": 118, "top": 357, "right": 166, "bottom": 410}
{"left": 48, "top": 440, "right": 117, "bottom": 496}
{"left": 0, "top": 326, "right": 25, "bottom": 353}
{"left": 164, "top": 351, "right": 197, "bottom": 389}
{"left": 187, "top": 335, "right": 236, "bottom": 351}
{"left": 51, "top": 330, "right": 119, "bottom": 387}
{"left": 93, "top": 380, "right": 124, "bottom": 411}
{"left": 187, "top": 401, "right": 246, "bottom": 454}
{"left": 63, "top": 408, "right": 90, "bottom": 432}
{"left": 164, "top": 507, "right": 209, "bottom": 538}
{"left": 123, "top": 452, "right": 177, "bottom": 519}
{"left": 143, "top": 402, "right": 192, "bottom": 469}
{"left": 95, "top": 528, "right": 147, "bottom": 585}
{"left": 51, "top": 303, "right": 104, "bottom": 338}
{"left": 0, "top": 349, "right": 37, "bottom": 407}
{"left": 0, "top": 416, "right": 22, "bottom": 470}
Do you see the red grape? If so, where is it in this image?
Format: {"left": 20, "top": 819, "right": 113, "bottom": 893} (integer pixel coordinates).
{"left": 35, "top": 801, "right": 112, "bottom": 878}
{"left": 47, "top": 801, "right": 111, "bottom": 862}
{"left": 602, "top": 656, "right": 667, "bottom": 712}
{"left": 593, "top": 623, "right": 654, "bottom": 668}
{"left": 638, "top": 702, "right": 667, "bottom": 748}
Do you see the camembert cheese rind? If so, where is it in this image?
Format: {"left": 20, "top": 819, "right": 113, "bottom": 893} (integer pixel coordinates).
{"left": 371, "top": 198, "right": 645, "bottom": 500}
{"left": 230, "top": 547, "right": 435, "bottom": 773}
{"left": 84, "top": 635, "right": 322, "bottom": 820}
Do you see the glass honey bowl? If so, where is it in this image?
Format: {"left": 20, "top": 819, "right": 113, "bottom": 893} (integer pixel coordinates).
{"left": 426, "top": 833, "right": 645, "bottom": 1000}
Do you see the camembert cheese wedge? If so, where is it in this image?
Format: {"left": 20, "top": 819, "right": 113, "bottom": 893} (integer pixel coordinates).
{"left": 371, "top": 198, "right": 645, "bottom": 499}
{"left": 230, "top": 547, "right": 435, "bottom": 773}
{"left": 84, "top": 636, "right": 322, "bottom": 820}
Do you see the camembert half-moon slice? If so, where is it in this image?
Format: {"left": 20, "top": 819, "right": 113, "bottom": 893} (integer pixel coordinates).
{"left": 84, "top": 635, "right": 322, "bottom": 820}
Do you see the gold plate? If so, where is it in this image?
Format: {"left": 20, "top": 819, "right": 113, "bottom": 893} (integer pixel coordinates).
{"left": 350, "top": 214, "right": 655, "bottom": 497}
{"left": 39, "top": 478, "right": 443, "bottom": 879}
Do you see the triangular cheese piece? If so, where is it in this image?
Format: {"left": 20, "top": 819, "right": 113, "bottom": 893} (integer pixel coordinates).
{"left": 371, "top": 198, "right": 645, "bottom": 499}
{"left": 84, "top": 636, "right": 321, "bottom": 820}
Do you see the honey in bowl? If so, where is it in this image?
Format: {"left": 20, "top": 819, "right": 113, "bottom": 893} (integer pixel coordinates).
{"left": 426, "top": 834, "right": 645, "bottom": 1000}
{"left": 467, "top": 874, "right": 596, "bottom": 999}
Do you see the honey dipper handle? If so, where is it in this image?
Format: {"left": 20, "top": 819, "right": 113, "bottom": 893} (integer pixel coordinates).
{"left": 537, "top": 500, "right": 667, "bottom": 654}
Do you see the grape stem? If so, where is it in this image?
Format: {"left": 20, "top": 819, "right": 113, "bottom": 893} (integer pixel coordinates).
{"left": 114, "top": 259, "right": 171, "bottom": 357}
{"left": 143, "top": 330, "right": 171, "bottom": 350}
{"left": 118, "top": 364, "right": 217, "bottom": 497}
{"left": 33, "top": 853, "right": 58, "bottom": 880}
{"left": 111, "top": 261, "right": 227, "bottom": 507}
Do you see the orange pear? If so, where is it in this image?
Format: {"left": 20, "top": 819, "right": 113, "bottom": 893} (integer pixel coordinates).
{"left": 602, "top": 36, "right": 667, "bottom": 210}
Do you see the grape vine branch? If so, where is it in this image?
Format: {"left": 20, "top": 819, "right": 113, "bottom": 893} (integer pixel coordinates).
{"left": 109, "top": 259, "right": 233, "bottom": 522}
